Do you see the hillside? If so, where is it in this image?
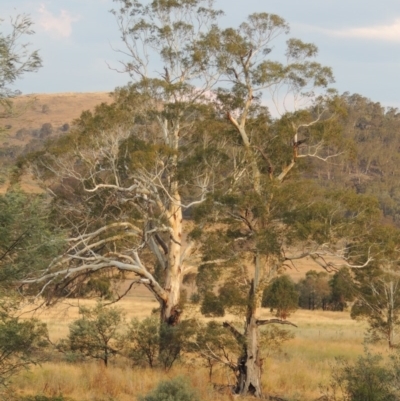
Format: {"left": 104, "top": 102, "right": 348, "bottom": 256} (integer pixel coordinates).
{"left": 0, "top": 92, "right": 112, "bottom": 193}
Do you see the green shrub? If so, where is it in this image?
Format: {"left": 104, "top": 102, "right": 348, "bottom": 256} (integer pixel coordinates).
{"left": 139, "top": 376, "right": 201, "bottom": 401}
{"left": 325, "top": 350, "right": 399, "bottom": 401}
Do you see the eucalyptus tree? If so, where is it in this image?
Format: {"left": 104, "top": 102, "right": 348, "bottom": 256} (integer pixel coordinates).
{"left": 351, "top": 225, "right": 400, "bottom": 349}
{"left": 22, "top": 0, "right": 227, "bottom": 326}
{"left": 191, "top": 13, "right": 378, "bottom": 396}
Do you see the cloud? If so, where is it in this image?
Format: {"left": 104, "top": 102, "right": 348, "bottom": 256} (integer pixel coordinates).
{"left": 327, "top": 19, "right": 400, "bottom": 42}
{"left": 38, "top": 3, "right": 81, "bottom": 38}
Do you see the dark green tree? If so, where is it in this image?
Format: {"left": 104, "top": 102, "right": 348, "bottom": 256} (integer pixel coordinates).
{"left": 297, "top": 270, "right": 331, "bottom": 310}
{"left": 262, "top": 275, "right": 299, "bottom": 320}
{"left": 329, "top": 267, "right": 354, "bottom": 311}
{"left": 200, "top": 291, "right": 225, "bottom": 317}
{"left": 122, "top": 315, "right": 160, "bottom": 368}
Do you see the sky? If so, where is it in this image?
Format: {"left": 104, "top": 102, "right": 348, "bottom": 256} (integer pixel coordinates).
{"left": 1, "top": 0, "right": 400, "bottom": 110}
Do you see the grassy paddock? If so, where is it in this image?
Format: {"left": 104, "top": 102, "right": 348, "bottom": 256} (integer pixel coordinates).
{"left": 15, "top": 299, "right": 383, "bottom": 401}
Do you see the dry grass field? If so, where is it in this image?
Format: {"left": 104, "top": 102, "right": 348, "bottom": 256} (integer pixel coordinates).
{"left": 13, "top": 293, "right": 378, "bottom": 401}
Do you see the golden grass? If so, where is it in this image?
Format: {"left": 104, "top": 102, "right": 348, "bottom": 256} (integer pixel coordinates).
{"left": 13, "top": 363, "right": 235, "bottom": 401}
{"left": 15, "top": 298, "right": 383, "bottom": 401}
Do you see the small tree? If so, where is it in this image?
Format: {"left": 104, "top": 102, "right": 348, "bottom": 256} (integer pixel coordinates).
{"left": 65, "top": 303, "right": 125, "bottom": 367}
{"left": 123, "top": 315, "right": 160, "bottom": 368}
{"left": 0, "top": 304, "right": 48, "bottom": 387}
{"left": 351, "top": 226, "right": 400, "bottom": 348}
{"left": 0, "top": 14, "right": 42, "bottom": 124}
{"left": 262, "top": 275, "right": 299, "bottom": 320}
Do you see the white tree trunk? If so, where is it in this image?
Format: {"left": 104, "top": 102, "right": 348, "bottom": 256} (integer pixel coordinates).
{"left": 161, "top": 191, "right": 184, "bottom": 325}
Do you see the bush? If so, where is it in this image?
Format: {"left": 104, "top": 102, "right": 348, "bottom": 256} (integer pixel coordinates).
{"left": 139, "top": 376, "right": 201, "bottom": 401}
{"left": 122, "top": 316, "right": 195, "bottom": 370}
{"left": 0, "top": 312, "right": 48, "bottom": 387}
{"left": 39, "top": 123, "right": 53, "bottom": 138}
{"left": 190, "top": 292, "right": 201, "bottom": 304}
{"left": 60, "top": 123, "right": 70, "bottom": 132}
{"left": 325, "top": 350, "right": 399, "bottom": 401}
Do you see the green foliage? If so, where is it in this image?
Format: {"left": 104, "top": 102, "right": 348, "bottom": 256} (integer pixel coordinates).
{"left": 0, "top": 306, "right": 48, "bottom": 387}
{"left": 0, "top": 189, "right": 65, "bottom": 293}
{"left": 193, "top": 320, "right": 241, "bottom": 380}
{"left": 122, "top": 316, "right": 195, "bottom": 370}
{"left": 349, "top": 226, "right": 400, "bottom": 348}
{"left": 297, "top": 269, "right": 354, "bottom": 311}
{"left": 325, "top": 350, "right": 399, "bottom": 401}
{"left": 297, "top": 270, "right": 331, "bottom": 310}
{"left": 138, "top": 376, "right": 201, "bottom": 401}
{"left": 122, "top": 315, "right": 160, "bottom": 368}
{"left": 0, "top": 14, "right": 42, "bottom": 100}
{"left": 262, "top": 275, "right": 299, "bottom": 320}
{"left": 200, "top": 292, "right": 225, "bottom": 317}
{"left": 64, "top": 303, "right": 125, "bottom": 366}
{"left": 158, "top": 320, "right": 196, "bottom": 371}
{"left": 329, "top": 268, "right": 355, "bottom": 311}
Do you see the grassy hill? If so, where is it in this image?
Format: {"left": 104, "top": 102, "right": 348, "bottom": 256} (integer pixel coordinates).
{"left": 0, "top": 92, "right": 112, "bottom": 193}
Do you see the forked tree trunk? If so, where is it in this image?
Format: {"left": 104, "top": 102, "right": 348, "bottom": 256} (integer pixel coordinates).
{"left": 235, "top": 279, "right": 263, "bottom": 397}
{"left": 236, "top": 315, "right": 263, "bottom": 397}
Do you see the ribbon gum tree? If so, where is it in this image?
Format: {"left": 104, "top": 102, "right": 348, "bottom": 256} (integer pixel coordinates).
{"left": 191, "top": 13, "right": 377, "bottom": 397}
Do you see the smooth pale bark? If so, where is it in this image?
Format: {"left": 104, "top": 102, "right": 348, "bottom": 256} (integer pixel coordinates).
{"left": 161, "top": 192, "right": 184, "bottom": 325}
